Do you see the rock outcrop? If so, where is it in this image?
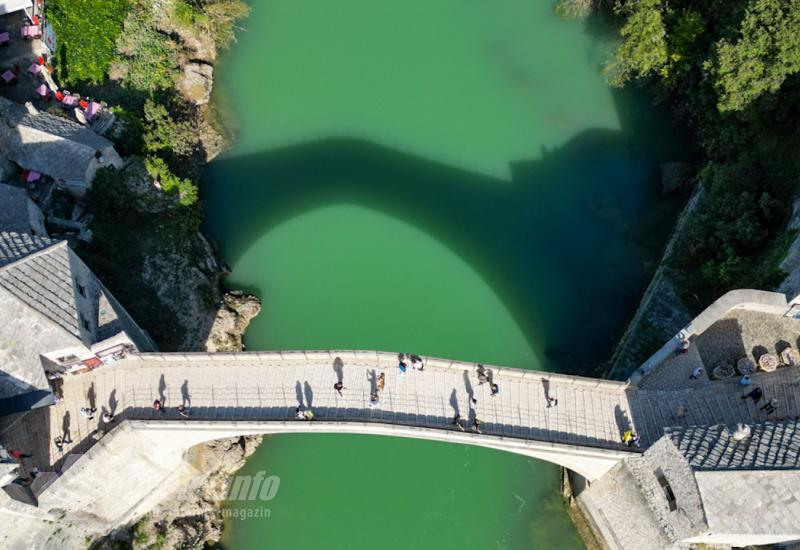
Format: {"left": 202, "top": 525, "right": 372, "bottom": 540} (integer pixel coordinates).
{"left": 178, "top": 62, "right": 215, "bottom": 106}
{"left": 93, "top": 435, "right": 264, "bottom": 549}
{"left": 205, "top": 291, "right": 262, "bottom": 352}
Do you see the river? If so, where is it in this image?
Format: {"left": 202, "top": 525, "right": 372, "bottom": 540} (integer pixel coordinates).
{"left": 201, "top": 1, "right": 688, "bottom": 548}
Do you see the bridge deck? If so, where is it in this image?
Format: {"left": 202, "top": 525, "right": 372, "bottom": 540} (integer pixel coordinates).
{"left": 1, "top": 353, "right": 635, "bottom": 475}
{"left": 3, "top": 351, "right": 798, "bottom": 480}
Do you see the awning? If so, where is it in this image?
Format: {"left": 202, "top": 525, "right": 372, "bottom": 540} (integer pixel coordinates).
{"left": 0, "top": 0, "right": 31, "bottom": 16}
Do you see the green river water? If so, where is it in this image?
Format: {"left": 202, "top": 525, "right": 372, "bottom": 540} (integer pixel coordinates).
{"left": 201, "top": 1, "right": 688, "bottom": 548}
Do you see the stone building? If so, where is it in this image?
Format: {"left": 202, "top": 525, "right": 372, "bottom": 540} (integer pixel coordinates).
{"left": 0, "top": 98, "right": 123, "bottom": 195}
{"left": 0, "top": 0, "right": 33, "bottom": 16}
{"left": 0, "top": 210, "right": 156, "bottom": 414}
{"left": 580, "top": 421, "right": 800, "bottom": 548}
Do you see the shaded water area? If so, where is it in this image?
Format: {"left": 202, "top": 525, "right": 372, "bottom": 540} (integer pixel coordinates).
{"left": 202, "top": 1, "right": 689, "bottom": 548}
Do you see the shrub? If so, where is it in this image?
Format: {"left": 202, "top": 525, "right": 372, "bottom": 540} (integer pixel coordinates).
{"left": 143, "top": 99, "right": 197, "bottom": 156}
{"left": 171, "top": 0, "right": 250, "bottom": 49}
{"left": 114, "top": 4, "right": 180, "bottom": 92}
{"left": 144, "top": 156, "right": 198, "bottom": 206}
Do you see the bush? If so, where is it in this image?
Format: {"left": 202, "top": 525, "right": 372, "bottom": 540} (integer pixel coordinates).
{"left": 46, "top": 0, "right": 131, "bottom": 85}
{"left": 144, "top": 156, "right": 198, "bottom": 206}
{"left": 143, "top": 99, "right": 197, "bottom": 156}
{"left": 114, "top": 4, "right": 180, "bottom": 92}
{"left": 672, "top": 160, "right": 786, "bottom": 299}
{"left": 171, "top": 0, "right": 250, "bottom": 49}
{"left": 109, "top": 106, "right": 145, "bottom": 157}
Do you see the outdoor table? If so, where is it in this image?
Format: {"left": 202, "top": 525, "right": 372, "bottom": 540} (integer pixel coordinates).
{"left": 26, "top": 170, "right": 41, "bottom": 183}
{"left": 1, "top": 70, "right": 16, "bottom": 83}
{"left": 34, "top": 83, "right": 47, "bottom": 97}
{"left": 61, "top": 94, "right": 78, "bottom": 107}
{"left": 781, "top": 347, "right": 799, "bottom": 366}
{"left": 758, "top": 353, "right": 778, "bottom": 372}
{"left": 27, "top": 62, "right": 41, "bottom": 75}
{"left": 21, "top": 25, "right": 41, "bottom": 39}
{"left": 712, "top": 363, "right": 734, "bottom": 380}
{"left": 0, "top": 32, "right": 10, "bottom": 45}
{"left": 84, "top": 101, "right": 101, "bottom": 120}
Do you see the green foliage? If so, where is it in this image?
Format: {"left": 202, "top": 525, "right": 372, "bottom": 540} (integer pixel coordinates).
{"left": 144, "top": 156, "right": 199, "bottom": 206}
{"left": 170, "top": 0, "right": 250, "bottom": 49}
{"left": 667, "top": 9, "right": 704, "bottom": 66}
{"left": 143, "top": 99, "right": 197, "bottom": 156}
{"left": 711, "top": 0, "right": 800, "bottom": 112}
{"left": 605, "top": 0, "right": 668, "bottom": 87}
{"left": 554, "top": 0, "right": 597, "bottom": 19}
{"left": 114, "top": 4, "right": 180, "bottom": 92}
{"left": 606, "top": 0, "right": 800, "bottom": 307}
{"left": 672, "top": 160, "right": 788, "bottom": 300}
{"left": 46, "top": 0, "right": 131, "bottom": 85}
{"left": 109, "top": 106, "right": 145, "bottom": 157}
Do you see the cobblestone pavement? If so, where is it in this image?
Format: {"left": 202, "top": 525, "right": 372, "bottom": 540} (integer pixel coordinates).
{"left": 631, "top": 365, "right": 800, "bottom": 446}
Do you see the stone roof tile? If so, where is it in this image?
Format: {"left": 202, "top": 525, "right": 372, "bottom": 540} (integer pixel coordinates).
{"left": 665, "top": 421, "right": 800, "bottom": 470}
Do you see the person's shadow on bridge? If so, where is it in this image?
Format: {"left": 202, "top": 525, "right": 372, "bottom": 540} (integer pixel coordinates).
{"left": 614, "top": 404, "right": 630, "bottom": 440}
{"left": 368, "top": 370, "right": 377, "bottom": 394}
{"left": 61, "top": 411, "right": 72, "bottom": 444}
{"left": 333, "top": 357, "right": 344, "bottom": 385}
{"left": 304, "top": 381, "right": 314, "bottom": 408}
{"left": 108, "top": 389, "right": 118, "bottom": 416}
{"left": 87, "top": 382, "right": 96, "bottom": 411}
{"left": 295, "top": 381, "right": 304, "bottom": 408}
{"left": 449, "top": 388, "right": 460, "bottom": 418}
{"left": 463, "top": 370, "right": 475, "bottom": 405}
{"left": 181, "top": 380, "right": 191, "bottom": 407}
{"left": 158, "top": 375, "right": 167, "bottom": 406}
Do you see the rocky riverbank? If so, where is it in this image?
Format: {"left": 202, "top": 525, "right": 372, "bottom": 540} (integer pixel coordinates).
{"left": 69, "top": 2, "right": 266, "bottom": 547}
{"left": 93, "top": 435, "right": 264, "bottom": 549}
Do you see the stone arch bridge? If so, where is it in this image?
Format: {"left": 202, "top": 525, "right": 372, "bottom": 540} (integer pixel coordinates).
{"left": 9, "top": 348, "right": 788, "bottom": 530}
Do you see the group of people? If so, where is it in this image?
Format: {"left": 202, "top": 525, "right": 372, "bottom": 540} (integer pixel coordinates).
{"left": 398, "top": 353, "right": 424, "bottom": 374}
{"left": 476, "top": 363, "right": 500, "bottom": 397}
{"left": 451, "top": 364, "right": 505, "bottom": 434}
{"left": 741, "top": 387, "right": 779, "bottom": 415}
{"left": 151, "top": 399, "right": 190, "bottom": 418}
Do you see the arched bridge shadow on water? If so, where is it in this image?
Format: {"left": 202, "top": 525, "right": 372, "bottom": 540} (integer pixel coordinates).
{"left": 202, "top": 103, "right": 690, "bottom": 374}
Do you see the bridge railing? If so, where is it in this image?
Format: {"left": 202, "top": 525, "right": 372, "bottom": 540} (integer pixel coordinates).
{"left": 124, "top": 350, "right": 629, "bottom": 393}
{"left": 116, "top": 385, "right": 634, "bottom": 453}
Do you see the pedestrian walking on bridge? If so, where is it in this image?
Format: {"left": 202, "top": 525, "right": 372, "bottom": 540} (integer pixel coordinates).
{"left": 741, "top": 387, "right": 763, "bottom": 402}
{"left": 760, "top": 398, "right": 778, "bottom": 415}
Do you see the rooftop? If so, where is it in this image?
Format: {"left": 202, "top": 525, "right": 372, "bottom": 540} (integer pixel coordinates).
{"left": 666, "top": 421, "right": 800, "bottom": 471}
{"left": 0, "top": 97, "right": 115, "bottom": 183}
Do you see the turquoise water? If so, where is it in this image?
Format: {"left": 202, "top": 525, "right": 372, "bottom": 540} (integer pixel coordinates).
{"left": 201, "top": 1, "right": 688, "bottom": 548}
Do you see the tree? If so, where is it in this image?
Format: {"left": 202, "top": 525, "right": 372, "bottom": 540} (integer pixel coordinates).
{"left": 711, "top": 0, "right": 800, "bottom": 111}
{"left": 605, "top": 0, "right": 669, "bottom": 87}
